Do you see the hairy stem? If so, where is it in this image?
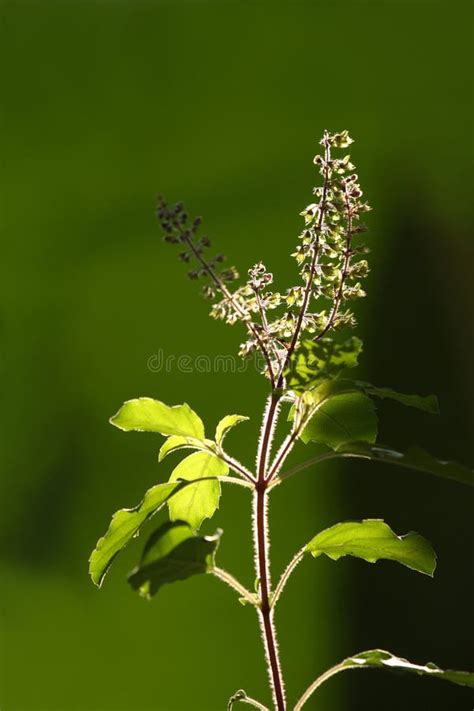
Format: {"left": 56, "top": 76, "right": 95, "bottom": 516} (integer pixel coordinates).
{"left": 220, "top": 453, "right": 257, "bottom": 484}
{"left": 293, "top": 660, "right": 359, "bottom": 710}
{"left": 266, "top": 395, "right": 314, "bottom": 484}
{"left": 253, "top": 395, "right": 286, "bottom": 711}
{"left": 219, "top": 475, "right": 255, "bottom": 489}
{"left": 256, "top": 395, "right": 280, "bottom": 478}
{"left": 254, "top": 487, "right": 286, "bottom": 711}
{"left": 274, "top": 449, "right": 371, "bottom": 485}
{"left": 212, "top": 567, "right": 257, "bottom": 605}
{"left": 272, "top": 546, "right": 305, "bottom": 608}
{"left": 249, "top": 142, "right": 342, "bottom": 704}
{"left": 265, "top": 432, "right": 298, "bottom": 483}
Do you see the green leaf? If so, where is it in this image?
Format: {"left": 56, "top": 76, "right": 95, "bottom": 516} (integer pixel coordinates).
{"left": 343, "top": 649, "right": 474, "bottom": 687}
{"left": 356, "top": 382, "right": 439, "bottom": 414}
{"left": 158, "top": 435, "right": 212, "bottom": 462}
{"left": 89, "top": 479, "right": 214, "bottom": 586}
{"left": 289, "top": 377, "right": 358, "bottom": 418}
{"left": 306, "top": 519, "right": 436, "bottom": 576}
{"left": 215, "top": 414, "right": 249, "bottom": 446}
{"left": 301, "top": 391, "right": 377, "bottom": 449}
{"left": 295, "top": 649, "right": 473, "bottom": 707}
{"left": 128, "top": 520, "right": 220, "bottom": 599}
{"left": 299, "top": 377, "right": 356, "bottom": 406}
{"left": 110, "top": 397, "right": 205, "bottom": 438}
{"left": 337, "top": 442, "right": 474, "bottom": 487}
{"left": 286, "top": 337, "right": 363, "bottom": 392}
{"left": 168, "top": 451, "right": 229, "bottom": 530}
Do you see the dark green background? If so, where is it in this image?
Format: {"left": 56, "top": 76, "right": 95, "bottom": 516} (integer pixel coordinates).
{"left": 1, "top": 1, "right": 472, "bottom": 710}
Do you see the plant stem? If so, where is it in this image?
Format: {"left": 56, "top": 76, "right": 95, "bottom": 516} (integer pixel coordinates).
{"left": 293, "top": 660, "right": 357, "bottom": 710}
{"left": 272, "top": 547, "right": 305, "bottom": 608}
{"left": 220, "top": 453, "right": 257, "bottom": 484}
{"left": 266, "top": 394, "right": 318, "bottom": 484}
{"left": 250, "top": 141, "right": 333, "bottom": 707}
{"left": 254, "top": 393, "right": 286, "bottom": 711}
{"left": 220, "top": 475, "right": 255, "bottom": 489}
{"left": 254, "top": 486, "right": 286, "bottom": 711}
{"left": 250, "top": 142, "right": 333, "bottom": 704}
{"left": 265, "top": 431, "right": 298, "bottom": 483}
{"left": 257, "top": 395, "right": 280, "bottom": 478}
{"left": 212, "top": 566, "right": 257, "bottom": 605}
{"left": 275, "top": 449, "right": 371, "bottom": 485}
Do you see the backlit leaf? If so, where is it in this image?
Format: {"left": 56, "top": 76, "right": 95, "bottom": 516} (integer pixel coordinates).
{"left": 158, "top": 435, "right": 212, "bottom": 462}
{"left": 306, "top": 519, "right": 436, "bottom": 576}
{"left": 128, "top": 520, "right": 220, "bottom": 599}
{"left": 357, "top": 382, "right": 439, "bottom": 414}
{"left": 343, "top": 649, "right": 473, "bottom": 687}
{"left": 295, "top": 649, "right": 473, "bottom": 708}
{"left": 168, "top": 451, "right": 229, "bottom": 530}
{"left": 215, "top": 414, "right": 249, "bottom": 446}
{"left": 89, "top": 478, "right": 215, "bottom": 586}
{"left": 110, "top": 397, "right": 205, "bottom": 438}
{"left": 286, "top": 337, "right": 363, "bottom": 392}
{"left": 337, "top": 442, "right": 473, "bottom": 486}
{"left": 301, "top": 391, "right": 377, "bottom": 449}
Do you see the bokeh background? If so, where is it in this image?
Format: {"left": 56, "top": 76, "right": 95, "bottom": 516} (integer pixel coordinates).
{"left": 1, "top": 1, "right": 473, "bottom": 710}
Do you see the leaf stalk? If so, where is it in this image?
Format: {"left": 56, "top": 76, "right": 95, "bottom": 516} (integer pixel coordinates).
{"left": 212, "top": 566, "right": 258, "bottom": 605}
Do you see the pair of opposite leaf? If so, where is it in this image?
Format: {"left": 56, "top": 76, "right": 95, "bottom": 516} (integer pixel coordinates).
{"left": 89, "top": 399, "right": 249, "bottom": 588}
{"left": 88, "top": 376, "right": 474, "bottom": 706}
{"left": 89, "top": 385, "right": 472, "bottom": 594}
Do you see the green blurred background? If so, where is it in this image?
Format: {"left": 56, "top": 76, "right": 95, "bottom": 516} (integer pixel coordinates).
{"left": 1, "top": 1, "right": 472, "bottom": 709}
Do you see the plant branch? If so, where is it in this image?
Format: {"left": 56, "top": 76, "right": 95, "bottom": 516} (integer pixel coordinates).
{"left": 275, "top": 135, "right": 332, "bottom": 383}
{"left": 255, "top": 288, "right": 270, "bottom": 333}
{"left": 294, "top": 660, "right": 356, "bottom": 710}
{"left": 272, "top": 546, "right": 305, "bottom": 608}
{"left": 255, "top": 289, "right": 286, "bottom": 382}
{"left": 256, "top": 395, "right": 281, "bottom": 481}
{"left": 212, "top": 567, "right": 258, "bottom": 605}
{"left": 219, "top": 475, "right": 255, "bottom": 489}
{"left": 274, "top": 449, "right": 371, "bottom": 485}
{"left": 314, "top": 178, "right": 354, "bottom": 342}
{"left": 265, "top": 395, "right": 313, "bottom": 483}
{"left": 180, "top": 229, "right": 276, "bottom": 387}
{"left": 265, "top": 432, "right": 298, "bottom": 483}
{"left": 220, "top": 452, "right": 257, "bottom": 484}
